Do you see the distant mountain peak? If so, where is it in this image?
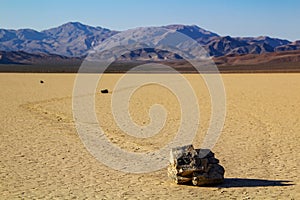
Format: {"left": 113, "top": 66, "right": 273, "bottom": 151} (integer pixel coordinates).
{"left": 163, "top": 24, "right": 219, "bottom": 44}
{"left": 256, "top": 36, "right": 270, "bottom": 40}
{"left": 66, "top": 21, "right": 83, "bottom": 25}
{"left": 164, "top": 24, "right": 218, "bottom": 35}
{"left": 164, "top": 24, "right": 201, "bottom": 29}
{"left": 57, "top": 21, "right": 98, "bottom": 29}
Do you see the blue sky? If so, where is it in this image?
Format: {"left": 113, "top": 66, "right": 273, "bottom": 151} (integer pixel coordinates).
{"left": 1, "top": 0, "right": 299, "bottom": 41}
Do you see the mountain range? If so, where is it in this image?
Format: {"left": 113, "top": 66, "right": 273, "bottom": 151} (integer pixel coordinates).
{"left": 0, "top": 22, "right": 300, "bottom": 68}
{"left": 1, "top": 22, "right": 299, "bottom": 57}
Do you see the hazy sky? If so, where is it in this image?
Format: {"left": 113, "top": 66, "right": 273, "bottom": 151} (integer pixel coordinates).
{"left": 1, "top": 0, "right": 299, "bottom": 41}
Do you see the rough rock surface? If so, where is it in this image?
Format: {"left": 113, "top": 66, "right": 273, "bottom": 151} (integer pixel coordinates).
{"left": 168, "top": 145, "right": 225, "bottom": 186}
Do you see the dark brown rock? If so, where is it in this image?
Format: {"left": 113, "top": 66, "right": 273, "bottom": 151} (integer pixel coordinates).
{"left": 208, "top": 157, "right": 219, "bottom": 164}
{"left": 168, "top": 145, "right": 225, "bottom": 186}
{"left": 100, "top": 89, "right": 109, "bottom": 93}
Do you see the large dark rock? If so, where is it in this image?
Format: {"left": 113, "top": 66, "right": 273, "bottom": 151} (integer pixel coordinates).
{"left": 168, "top": 145, "right": 224, "bottom": 186}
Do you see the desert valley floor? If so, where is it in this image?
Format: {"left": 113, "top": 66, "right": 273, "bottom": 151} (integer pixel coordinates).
{"left": 0, "top": 73, "right": 299, "bottom": 199}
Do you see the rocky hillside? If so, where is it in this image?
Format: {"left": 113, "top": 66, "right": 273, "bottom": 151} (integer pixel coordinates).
{"left": 0, "top": 51, "right": 81, "bottom": 65}
{"left": 0, "top": 22, "right": 117, "bottom": 57}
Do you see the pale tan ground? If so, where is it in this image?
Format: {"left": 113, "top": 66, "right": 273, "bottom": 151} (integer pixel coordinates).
{"left": 0, "top": 73, "right": 299, "bottom": 199}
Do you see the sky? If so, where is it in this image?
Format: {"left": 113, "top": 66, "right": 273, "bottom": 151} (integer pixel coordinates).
{"left": 1, "top": 0, "right": 299, "bottom": 41}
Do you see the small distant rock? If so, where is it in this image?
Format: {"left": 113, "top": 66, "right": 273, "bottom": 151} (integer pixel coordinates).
{"left": 101, "top": 89, "right": 109, "bottom": 93}
{"left": 40, "top": 80, "right": 44, "bottom": 84}
{"left": 168, "top": 144, "right": 225, "bottom": 186}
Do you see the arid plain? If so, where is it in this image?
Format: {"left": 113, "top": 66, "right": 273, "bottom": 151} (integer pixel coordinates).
{"left": 0, "top": 73, "right": 299, "bottom": 199}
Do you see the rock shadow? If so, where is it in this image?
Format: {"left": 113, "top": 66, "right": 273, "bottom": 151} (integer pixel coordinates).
{"left": 217, "top": 178, "right": 294, "bottom": 188}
